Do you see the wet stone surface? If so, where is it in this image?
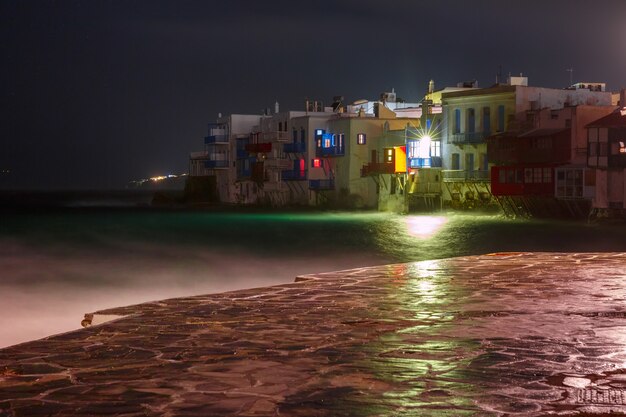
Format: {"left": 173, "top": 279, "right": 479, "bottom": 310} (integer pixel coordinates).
{"left": 1, "top": 252, "right": 626, "bottom": 416}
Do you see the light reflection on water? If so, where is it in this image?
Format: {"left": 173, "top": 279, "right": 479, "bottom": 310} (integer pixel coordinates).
{"left": 404, "top": 216, "right": 448, "bottom": 238}
{"left": 1, "top": 209, "right": 626, "bottom": 347}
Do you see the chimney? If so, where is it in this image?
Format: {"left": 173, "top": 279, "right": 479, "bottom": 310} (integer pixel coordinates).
{"left": 274, "top": 101, "right": 280, "bottom": 114}
{"left": 428, "top": 79, "right": 435, "bottom": 94}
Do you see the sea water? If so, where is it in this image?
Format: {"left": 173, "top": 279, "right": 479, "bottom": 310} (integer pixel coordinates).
{"left": 1, "top": 208, "right": 625, "bottom": 348}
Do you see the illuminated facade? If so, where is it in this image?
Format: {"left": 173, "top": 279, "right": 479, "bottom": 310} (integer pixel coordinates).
{"left": 441, "top": 77, "right": 613, "bottom": 210}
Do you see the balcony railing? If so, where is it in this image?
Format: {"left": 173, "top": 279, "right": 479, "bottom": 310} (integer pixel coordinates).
{"left": 361, "top": 162, "right": 394, "bottom": 177}
{"left": 205, "top": 160, "right": 229, "bottom": 169}
{"left": 205, "top": 135, "right": 229, "bottom": 144}
{"left": 264, "top": 158, "right": 292, "bottom": 170}
{"left": 245, "top": 143, "right": 272, "bottom": 153}
{"left": 261, "top": 131, "right": 290, "bottom": 142}
{"left": 309, "top": 179, "right": 335, "bottom": 190}
{"left": 442, "top": 170, "right": 490, "bottom": 181}
{"left": 316, "top": 146, "right": 345, "bottom": 157}
{"left": 448, "top": 132, "right": 488, "bottom": 145}
{"left": 190, "top": 151, "right": 208, "bottom": 159}
{"left": 284, "top": 142, "right": 306, "bottom": 153}
{"left": 408, "top": 157, "right": 443, "bottom": 169}
{"left": 281, "top": 169, "right": 307, "bottom": 181}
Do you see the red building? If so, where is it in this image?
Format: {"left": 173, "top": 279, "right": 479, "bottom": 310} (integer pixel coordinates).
{"left": 487, "top": 105, "right": 615, "bottom": 218}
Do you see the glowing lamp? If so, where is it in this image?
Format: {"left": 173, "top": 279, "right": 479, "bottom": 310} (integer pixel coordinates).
{"left": 419, "top": 135, "right": 431, "bottom": 158}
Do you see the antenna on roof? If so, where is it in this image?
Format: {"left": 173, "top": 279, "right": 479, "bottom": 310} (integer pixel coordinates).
{"left": 566, "top": 67, "right": 574, "bottom": 86}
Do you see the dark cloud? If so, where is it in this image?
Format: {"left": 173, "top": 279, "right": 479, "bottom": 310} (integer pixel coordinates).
{"left": 1, "top": 0, "right": 625, "bottom": 189}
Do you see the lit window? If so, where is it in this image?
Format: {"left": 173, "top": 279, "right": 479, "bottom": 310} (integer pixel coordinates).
{"left": 385, "top": 148, "right": 394, "bottom": 163}
{"left": 430, "top": 140, "right": 441, "bottom": 157}
{"left": 357, "top": 133, "right": 366, "bottom": 145}
{"left": 315, "top": 129, "right": 324, "bottom": 136}
{"left": 620, "top": 141, "right": 626, "bottom": 153}
{"left": 323, "top": 138, "right": 331, "bottom": 148}
{"left": 312, "top": 158, "right": 321, "bottom": 168}
{"left": 408, "top": 140, "right": 419, "bottom": 158}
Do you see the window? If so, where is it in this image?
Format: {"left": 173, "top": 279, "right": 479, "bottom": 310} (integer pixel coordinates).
{"left": 292, "top": 129, "right": 297, "bottom": 141}
{"left": 408, "top": 140, "right": 419, "bottom": 158}
{"left": 497, "top": 105, "right": 505, "bottom": 132}
{"left": 482, "top": 107, "right": 491, "bottom": 134}
{"left": 543, "top": 168, "right": 552, "bottom": 183}
{"left": 430, "top": 140, "right": 441, "bottom": 157}
{"left": 279, "top": 122, "right": 282, "bottom": 131}
{"left": 357, "top": 133, "right": 366, "bottom": 145}
{"left": 621, "top": 141, "right": 626, "bottom": 153}
{"left": 507, "top": 169, "right": 515, "bottom": 184}
{"left": 315, "top": 129, "right": 324, "bottom": 136}
{"left": 454, "top": 109, "right": 461, "bottom": 134}
{"left": 337, "top": 134, "right": 344, "bottom": 149}
{"left": 323, "top": 138, "right": 331, "bottom": 148}
{"left": 312, "top": 158, "right": 321, "bottom": 168}
{"left": 525, "top": 168, "right": 533, "bottom": 183}
{"left": 533, "top": 168, "right": 542, "bottom": 183}
{"left": 384, "top": 148, "right": 394, "bottom": 163}
{"left": 467, "top": 108, "right": 475, "bottom": 133}
{"left": 599, "top": 143, "right": 608, "bottom": 156}
{"left": 451, "top": 153, "right": 460, "bottom": 170}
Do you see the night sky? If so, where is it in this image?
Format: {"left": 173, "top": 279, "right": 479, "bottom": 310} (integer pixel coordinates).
{"left": 1, "top": 0, "right": 625, "bottom": 190}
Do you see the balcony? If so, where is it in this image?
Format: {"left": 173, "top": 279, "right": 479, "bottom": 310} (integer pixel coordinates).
{"left": 205, "top": 160, "right": 229, "bottom": 169}
{"left": 309, "top": 179, "right": 335, "bottom": 190}
{"left": 281, "top": 169, "right": 307, "bottom": 181}
{"left": 264, "top": 158, "right": 291, "bottom": 170}
{"left": 442, "top": 170, "right": 490, "bottom": 182}
{"left": 448, "top": 132, "right": 488, "bottom": 145}
{"left": 190, "top": 151, "right": 208, "bottom": 160}
{"left": 361, "top": 162, "right": 394, "bottom": 177}
{"left": 261, "top": 131, "right": 290, "bottom": 142}
{"left": 284, "top": 142, "right": 307, "bottom": 153}
{"left": 205, "top": 135, "right": 229, "bottom": 144}
{"left": 316, "top": 145, "right": 345, "bottom": 157}
{"left": 245, "top": 143, "right": 272, "bottom": 153}
{"left": 408, "top": 157, "right": 443, "bottom": 169}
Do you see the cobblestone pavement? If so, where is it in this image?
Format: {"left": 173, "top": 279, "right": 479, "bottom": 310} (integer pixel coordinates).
{"left": 1, "top": 252, "right": 626, "bottom": 416}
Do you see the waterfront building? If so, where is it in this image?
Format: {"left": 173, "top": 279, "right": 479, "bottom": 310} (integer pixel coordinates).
{"left": 488, "top": 105, "right": 615, "bottom": 218}
{"left": 586, "top": 89, "right": 626, "bottom": 219}
{"left": 189, "top": 92, "right": 424, "bottom": 208}
{"left": 189, "top": 114, "right": 265, "bottom": 203}
{"left": 441, "top": 76, "right": 613, "bottom": 210}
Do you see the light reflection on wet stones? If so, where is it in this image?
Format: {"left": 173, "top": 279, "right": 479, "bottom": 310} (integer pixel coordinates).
{"left": 1, "top": 252, "right": 626, "bottom": 416}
